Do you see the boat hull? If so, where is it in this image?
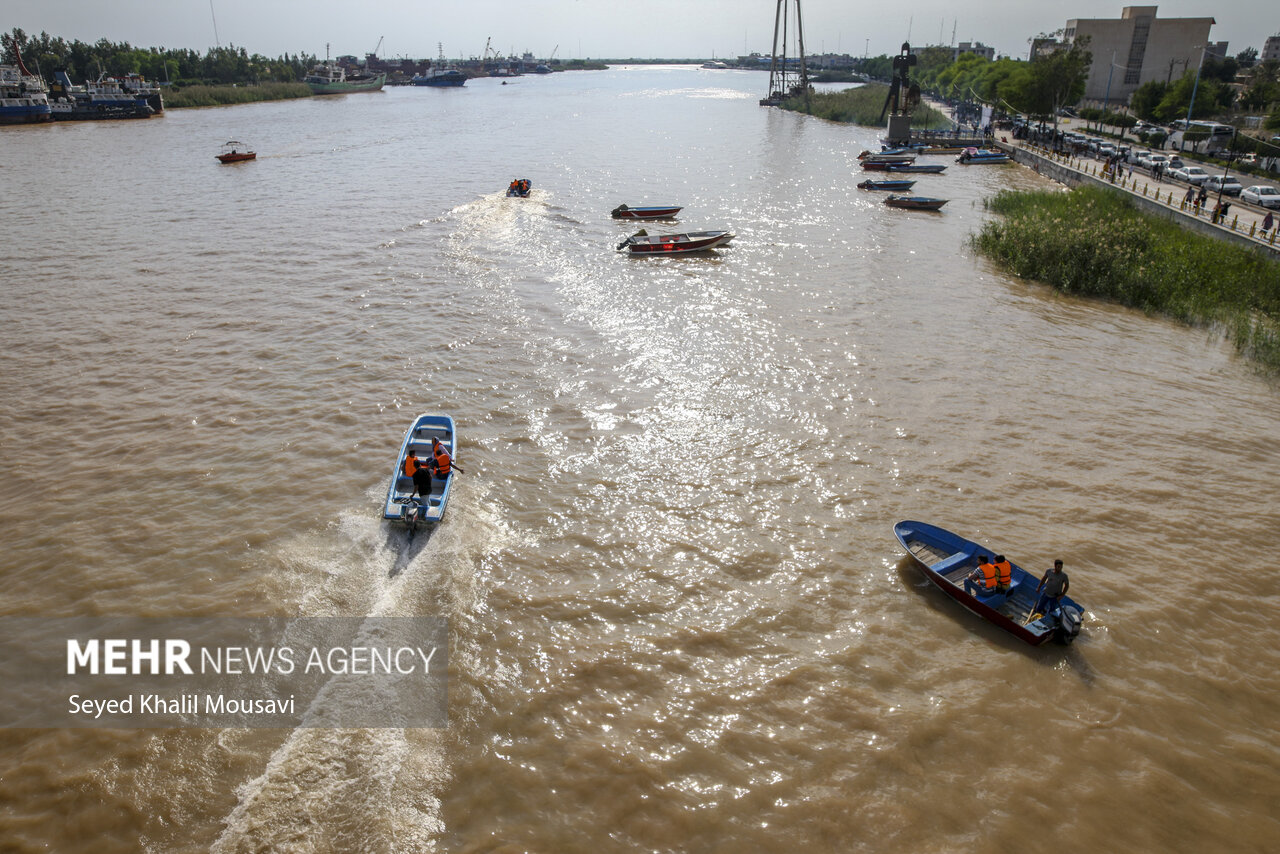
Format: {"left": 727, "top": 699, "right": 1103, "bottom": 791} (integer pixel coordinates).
{"left": 216, "top": 153, "right": 256, "bottom": 163}
{"left": 623, "top": 231, "right": 734, "bottom": 254}
{"left": 305, "top": 73, "right": 387, "bottom": 95}
{"left": 893, "top": 520, "right": 1084, "bottom": 646}
{"left": 612, "top": 205, "right": 683, "bottom": 219}
{"left": 887, "top": 164, "right": 946, "bottom": 174}
{"left": 884, "top": 195, "right": 947, "bottom": 210}
{"left": 857, "top": 180, "right": 916, "bottom": 191}
{"left": 383, "top": 414, "right": 457, "bottom": 524}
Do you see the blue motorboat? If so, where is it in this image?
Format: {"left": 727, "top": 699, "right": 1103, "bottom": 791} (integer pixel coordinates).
{"left": 507, "top": 178, "right": 532, "bottom": 197}
{"left": 894, "top": 520, "right": 1084, "bottom": 645}
{"left": 383, "top": 414, "right": 457, "bottom": 532}
{"left": 957, "top": 148, "right": 1010, "bottom": 164}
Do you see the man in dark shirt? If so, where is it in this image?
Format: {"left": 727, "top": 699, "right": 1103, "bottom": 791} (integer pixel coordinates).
{"left": 1034, "top": 559, "right": 1070, "bottom": 617}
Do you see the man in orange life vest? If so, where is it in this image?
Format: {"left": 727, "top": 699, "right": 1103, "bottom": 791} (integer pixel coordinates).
{"left": 404, "top": 449, "right": 433, "bottom": 499}
{"left": 429, "top": 436, "right": 463, "bottom": 490}
{"left": 964, "top": 554, "right": 999, "bottom": 597}
{"left": 992, "top": 554, "right": 1013, "bottom": 593}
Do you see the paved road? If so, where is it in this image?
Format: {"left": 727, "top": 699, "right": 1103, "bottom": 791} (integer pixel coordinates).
{"left": 1001, "top": 135, "right": 1279, "bottom": 251}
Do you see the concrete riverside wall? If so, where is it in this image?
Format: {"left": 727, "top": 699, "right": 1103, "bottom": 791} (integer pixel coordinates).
{"left": 1002, "top": 144, "right": 1280, "bottom": 262}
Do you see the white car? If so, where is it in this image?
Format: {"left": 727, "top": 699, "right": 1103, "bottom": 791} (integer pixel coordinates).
{"left": 1240, "top": 185, "right": 1280, "bottom": 209}
{"left": 1145, "top": 154, "right": 1170, "bottom": 171}
{"left": 1170, "top": 165, "right": 1211, "bottom": 185}
{"left": 1203, "top": 175, "right": 1243, "bottom": 196}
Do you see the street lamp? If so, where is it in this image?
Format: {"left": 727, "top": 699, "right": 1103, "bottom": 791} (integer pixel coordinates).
{"left": 1185, "top": 44, "right": 1223, "bottom": 149}
{"left": 1100, "top": 52, "right": 1128, "bottom": 134}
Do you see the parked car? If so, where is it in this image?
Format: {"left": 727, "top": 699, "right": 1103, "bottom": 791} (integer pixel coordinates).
{"left": 1240, "top": 185, "right": 1280, "bottom": 209}
{"left": 1166, "top": 156, "right": 1183, "bottom": 170}
{"left": 1203, "top": 175, "right": 1244, "bottom": 196}
{"left": 1145, "top": 154, "right": 1170, "bottom": 171}
{"left": 1170, "top": 165, "right": 1211, "bottom": 185}
{"left": 1097, "top": 144, "right": 1117, "bottom": 158}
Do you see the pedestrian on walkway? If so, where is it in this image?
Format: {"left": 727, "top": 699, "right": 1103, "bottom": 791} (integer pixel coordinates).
{"left": 1197, "top": 185, "right": 1208, "bottom": 214}
{"left": 1264, "top": 211, "right": 1275, "bottom": 235}
{"left": 1184, "top": 185, "right": 1196, "bottom": 206}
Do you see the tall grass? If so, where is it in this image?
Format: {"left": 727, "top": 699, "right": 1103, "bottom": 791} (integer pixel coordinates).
{"left": 166, "top": 82, "right": 312, "bottom": 108}
{"left": 780, "top": 83, "right": 949, "bottom": 129}
{"left": 973, "top": 185, "right": 1280, "bottom": 370}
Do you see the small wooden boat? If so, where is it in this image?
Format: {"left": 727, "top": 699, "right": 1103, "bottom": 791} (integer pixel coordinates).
{"left": 894, "top": 520, "right": 1084, "bottom": 646}
{"left": 887, "top": 163, "right": 947, "bottom": 174}
{"left": 921, "top": 146, "right": 965, "bottom": 154}
{"left": 860, "top": 160, "right": 894, "bottom": 171}
{"left": 857, "top": 179, "right": 916, "bottom": 191}
{"left": 611, "top": 204, "right": 683, "bottom": 220}
{"left": 506, "top": 178, "right": 532, "bottom": 197}
{"left": 957, "top": 148, "right": 1010, "bottom": 164}
{"left": 383, "top": 414, "right": 457, "bottom": 534}
{"left": 884, "top": 195, "right": 947, "bottom": 210}
{"left": 216, "top": 141, "right": 255, "bottom": 163}
{"left": 859, "top": 152, "right": 916, "bottom": 165}
{"left": 618, "top": 229, "right": 734, "bottom": 254}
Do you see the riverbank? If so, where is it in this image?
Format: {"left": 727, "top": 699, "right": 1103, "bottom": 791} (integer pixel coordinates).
{"left": 973, "top": 185, "right": 1280, "bottom": 370}
{"left": 779, "top": 83, "right": 949, "bottom": 128}
{"left": 165, "top": 82, "right": 313, "bottom": 108}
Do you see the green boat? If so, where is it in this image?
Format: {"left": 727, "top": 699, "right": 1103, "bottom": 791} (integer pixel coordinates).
{"left": 304, "top": 57, "right": 386, "bottom": 95}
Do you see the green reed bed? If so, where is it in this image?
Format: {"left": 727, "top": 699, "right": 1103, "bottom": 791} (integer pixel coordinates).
{"left": 781, "top": 83, "right": 949, "bottom": 129}
{"left": 166, "top": 82, "right": 312, "bottom": 108}
{"left": 973, "top": 185, "right": 1280, "bottom": 370}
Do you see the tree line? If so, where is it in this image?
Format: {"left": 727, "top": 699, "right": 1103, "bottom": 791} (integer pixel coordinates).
{"left": 854, "top": 40, "right": 1280, "bottom": 131}
{"left": 3, "top": 27, "right": 317, "bottom": 85}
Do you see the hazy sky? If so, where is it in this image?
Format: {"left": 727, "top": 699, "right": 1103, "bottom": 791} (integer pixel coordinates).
{"left": 4, "top": 1, "right": 1275, "bottom": 62}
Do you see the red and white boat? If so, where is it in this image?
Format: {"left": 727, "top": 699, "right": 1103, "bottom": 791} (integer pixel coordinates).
{"left": 617, "top": 230, "right": 734, "bottom": 254}
{"left": 216, "top": 141, "right": 256, "bottom": 163}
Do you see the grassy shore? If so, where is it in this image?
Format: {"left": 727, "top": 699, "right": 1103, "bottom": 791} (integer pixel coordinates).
{"left": 780, "top": 83, "right": 949, "bottom": 130}
{"left": 166, "top": 82, "right": 312, "bottom": 109}
{"left": 973, "top": 185, "right": 1280, "bottom": 370}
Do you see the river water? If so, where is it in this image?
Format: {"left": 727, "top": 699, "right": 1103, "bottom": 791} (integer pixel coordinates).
{"left": 2, "top": 65, "right": 1278, "bottom": 853}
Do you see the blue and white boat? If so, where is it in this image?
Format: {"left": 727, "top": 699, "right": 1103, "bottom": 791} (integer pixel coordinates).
{"left": 957, "top": 147, "right": 1010, "bottom": 164}
{"left": 894, "top": 520, "right": 1084, "bottom": 645}
{"left": 383, "top": 414, "right": 457, "bottom": 530}
{"left": 0, "top": 60, "right": 52, "bottom": 125}
{"left": 412, "top": 44, "right": 467, "bottom": 87}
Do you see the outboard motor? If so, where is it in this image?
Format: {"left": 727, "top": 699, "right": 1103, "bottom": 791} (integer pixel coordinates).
{"left": 1054, "top": 606, "right": 1083, "bottom": 645}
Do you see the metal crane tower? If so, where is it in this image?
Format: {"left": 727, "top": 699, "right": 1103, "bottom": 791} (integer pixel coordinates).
{"left": 760, "top": 0, "right": 810, "bottom": 107}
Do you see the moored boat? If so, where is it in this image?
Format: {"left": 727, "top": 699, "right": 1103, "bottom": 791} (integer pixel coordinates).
{"left": 611, "top": 204, "right": 682, "bottom": 220}
{"left": 894, "top": 520, "right": 1084, "bottom": 646}
{"left": 0, "top": 40, "right": 52, "bottom": 125}
{"left": 957, "top": 147, "right": 1010, "bottom": 164}
{"left": 857, "top": 179, "right": 916, "bottom": 191}
{"left": 618, "top": 230, "right": 734, "bottom": 254}
{"left": 506, "top": 178, "right": 532, "bottom": 197}
{"left": 304, "top": 48, "right": 386, "bottom": 94}
{"left": 887, "top": 163, "right": 947, "bottom": 174}
{"left": 884, "top": 195, "right": 947, "bottom": 210}
{"left": 412, "top": 44, "right": 467, "bottom": 87}
{"left": 858, "top": 150, "right": 916, "bottom": 164}
{"left": 383, "top": 414, "right": 457, "bottom": 531}
{"left": 216, "top": 141, "right": 256, "bottom": 163}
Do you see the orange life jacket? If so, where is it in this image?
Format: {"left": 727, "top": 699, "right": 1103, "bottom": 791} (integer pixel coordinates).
{"left": 403, "top": 455, "right": 421, "bottom": 477}
{"left": 994, "top": 560, "right": 1012, "bottom": 586}
{"left": 432, "top": 446, "right": 451, "bottom": 476}
{"left": 976, "top": 562, "right": 997, "bottom": 589}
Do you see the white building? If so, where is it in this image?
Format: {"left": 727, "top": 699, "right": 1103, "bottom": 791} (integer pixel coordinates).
{"left": 1065, "top": 6, "right": 1215, "bottom": 104}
